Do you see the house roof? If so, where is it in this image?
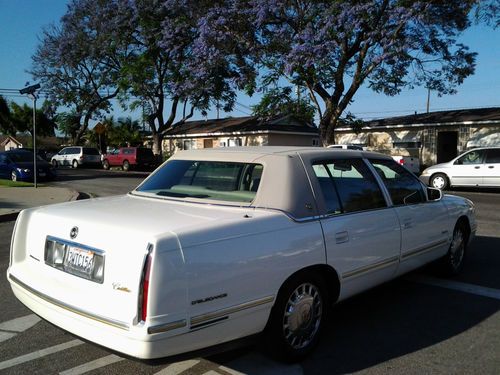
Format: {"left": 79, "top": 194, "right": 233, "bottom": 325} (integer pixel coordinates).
{"left": 163, "top": 115, "right": 319, "bottom": 137}
{"left": 363, "top": 107, "right": 500, "bottom": 128}
{"left": 0, "top": 135, "right": 22, "bottom": 146}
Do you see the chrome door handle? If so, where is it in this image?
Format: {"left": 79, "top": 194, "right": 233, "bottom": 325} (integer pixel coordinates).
{"left": 335, "top": 231, "right": 349, "bottom": 244}
{"left": 403, "top": 219, "right": 412, "bottom": 229}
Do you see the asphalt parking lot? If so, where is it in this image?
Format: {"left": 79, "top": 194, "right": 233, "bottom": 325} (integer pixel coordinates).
{"left": 0, "top": 175, "right": 499, "bottom": 374}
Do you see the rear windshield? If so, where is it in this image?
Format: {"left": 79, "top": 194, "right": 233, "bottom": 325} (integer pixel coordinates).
{"left": 8, "top": 152, "right": 44, "bottom": 162}
{"left": 83, "top": 148, "right": 100, "bottom": 155}
{"left": 136, "top": 160, "right": 263, "bottom": 203}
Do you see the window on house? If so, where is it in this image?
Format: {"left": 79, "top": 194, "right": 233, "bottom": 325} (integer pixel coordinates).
{"left": 312, "top": 139, "right": 320, "bottom": 146}
{"left": 393, "top": 141, "right": 422, "bottom": 149}
{"left": 228, "top": 138, "right": 242, "bottom": 147}
{"left": 183, "top": 140, "right": 195, "bottom": 150}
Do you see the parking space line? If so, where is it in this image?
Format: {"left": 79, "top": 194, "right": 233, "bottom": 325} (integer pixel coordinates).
{"left": 219, "top": 365, "right": 246, "bottom": 375}
{"left": 0, "top": 331, "right": 17, "bottom": 344}
{"left": 154, "top": 359, "right": 200, "bottom": 374}
{"left": 59, "top": 354, "right": 124, "bottom": 375}
{"left": 407, "top": 275, "right": 500, "bottom": 300}
{"left": 0, "top": 314, "right": 41, "bottom": 333}
{"left": 0, "top": 339, "right": 83, "bottom": 370}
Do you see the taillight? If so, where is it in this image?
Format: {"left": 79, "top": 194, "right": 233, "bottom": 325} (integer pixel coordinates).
{"left": 399, "top": 158, "right": 405, "bottom": 165}
{"left": 138, "top": 245, "right": 153, "bottom": 322}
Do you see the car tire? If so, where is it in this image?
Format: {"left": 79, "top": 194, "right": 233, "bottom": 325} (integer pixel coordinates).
{"left": 122, "top": 160, "right": 130, "bottom": 171}
{"left": 440, "top": 222, "right": 468, "bottom": 276}
{"left": 72, "top": 160, "right": 79, "bottom": 169}
{"left": 430, "top": 173, "right": 448, "bottom": 190}
{"left": 52, "top": 159, "right": 58, "bottom": 168}
{"left": 102, "top": 160, "right": 110, "bottom": 170}
{"left": 265, "top": 273, "right": 327, "bottom": 362}
{"left": 11, "top": 170, "right": 18, "bottom": 182}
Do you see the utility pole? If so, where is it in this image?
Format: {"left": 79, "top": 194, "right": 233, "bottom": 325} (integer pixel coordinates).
{"left": 19, "top": 83, "right": 41, "bottom": 188}
{"left": 426, "top": 87, "right": 431, "bottom": 113}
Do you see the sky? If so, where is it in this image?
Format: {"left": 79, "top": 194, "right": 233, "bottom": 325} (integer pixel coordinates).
{"left": 1, "top": 0, "right": 499, "bottom": 127}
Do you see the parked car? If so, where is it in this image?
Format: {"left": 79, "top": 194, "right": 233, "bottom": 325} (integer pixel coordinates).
{"left": 7, "top": 147, "right": 475, "bottom": 361}
{"left": 327, "top": 144, "right": 364, "bottom": 150}
{"left": 0, "top": 149, "right": 56, "bottom": 181}
{"left": 51, "top": 147, "right": 101, "bottom": 168}
{"left": 420, "top": 147, "right": 500, "bottom": 189}
{"left": 102, "top": 147, "right": 156, "bottom": 171}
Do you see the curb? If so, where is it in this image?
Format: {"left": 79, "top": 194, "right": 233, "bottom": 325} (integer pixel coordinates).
{"left": 0, "top": 190, "right": 87, "bottom": 224}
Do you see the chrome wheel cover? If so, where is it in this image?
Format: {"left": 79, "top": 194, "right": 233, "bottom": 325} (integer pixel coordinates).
{"left": 432, "top": 176, "right": 446, "bottom": 189}
{"left": 450, "top": 227, "right": 465, "bottom": 270}
{"left": 282, "top": 282, "right": 323, "bottom": 350}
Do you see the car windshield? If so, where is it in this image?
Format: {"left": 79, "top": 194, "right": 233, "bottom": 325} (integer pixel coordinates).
{"left": 8, "top": 152, "right": 44, "bottom": 162}
{"left": 136, "top": 160, "right": 263, "bottom": 203}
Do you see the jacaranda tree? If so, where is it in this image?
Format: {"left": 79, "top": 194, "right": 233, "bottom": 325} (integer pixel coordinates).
{"left": 200, "top": 0, "right": 481, "bottom": 144}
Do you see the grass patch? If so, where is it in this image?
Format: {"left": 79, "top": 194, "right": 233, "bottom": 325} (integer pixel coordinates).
{"left": 0, "top": 179, "right": 35, "bottom": 187}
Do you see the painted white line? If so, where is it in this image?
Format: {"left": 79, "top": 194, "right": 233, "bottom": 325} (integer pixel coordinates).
{"left": 59, "top": 354, "right": 124, "bottom": 375}
{"left": 154, "top": 359, "right": 200, "bottom": 375}
{"left": 202, "top": 371, "right": 223, "bottom": 375}
{"left": 0, "top": 339, "right": 83, "bottom": 371}
{"left": 408, "top": 275, "right": 500, "bottom": 300}
{"left": 0, "top": 314, "right": 41, "bottom": 332}
{"left": 0, "top": 331, "right": 16, "bottom": 344}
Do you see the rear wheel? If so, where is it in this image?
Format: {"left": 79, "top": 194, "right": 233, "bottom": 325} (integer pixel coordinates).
{"left": 122, "top": 160, "right": 130, "bottom": 171}
{"left": 430, "top": 173, "right": 448, "bottom": 190}
{"left": 440, "top": 222, "right": 468, "bottom": 276}
{"left": 72, "top": 160, "right": 79, "bottom": 169}
{"left": 265, "top": 273, "right": 327, "bottom": 362}
{"left": 102, "top": 159, "right": 110, "bottom": 170}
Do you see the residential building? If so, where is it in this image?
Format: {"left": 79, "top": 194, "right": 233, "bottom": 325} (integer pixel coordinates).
{"left": 335, "top": 107, "right": 500, "bottom": 168}
{"left": 0, "top": 135, "right": 22, "bottom": 151}
{"left": 162, "top": 115, "right": 320, "bottom": 154}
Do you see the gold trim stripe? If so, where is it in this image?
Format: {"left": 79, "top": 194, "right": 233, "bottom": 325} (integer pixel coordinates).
{"left": 401, "top": 239, "right": 448, "bottom": 260}
{"left": 9, "top": 274, "right": 129, "bottom": 331}
{"left": 190, "top": 296, "right": 274, "bottom": 327}
{"left": 342, "top": 256, "right": 399, "bottom": 280}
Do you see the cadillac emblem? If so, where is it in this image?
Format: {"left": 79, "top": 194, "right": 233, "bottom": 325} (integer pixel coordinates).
{"left": 70, "top": 226, "right": 79, "bottom": 239}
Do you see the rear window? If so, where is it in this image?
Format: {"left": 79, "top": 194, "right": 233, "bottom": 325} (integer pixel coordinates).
{"left": 137, "top": 148, "right": 154, "bottom": 158}
{"left": 83, "top": 148, "right": 100, "bottom": 155}
{"left": 137, "top": 160, "right": 263, "bottom": 203}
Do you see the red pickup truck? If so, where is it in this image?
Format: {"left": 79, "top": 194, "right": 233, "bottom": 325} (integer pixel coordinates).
{"left": 102, "top": 147, "right": 156, "bottom": 171}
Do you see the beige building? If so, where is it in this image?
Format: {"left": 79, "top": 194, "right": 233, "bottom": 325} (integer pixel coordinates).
{"left": 162, "top": 115, "right": 320, "bottom": 154}
{"left": 335, "top": 107, "right": 500, "bottom": 168}
{"left": 0, "top": 135, "right": 22, "bottom": 151}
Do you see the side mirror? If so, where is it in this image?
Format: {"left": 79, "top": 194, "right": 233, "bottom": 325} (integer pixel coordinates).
{"left": 427, "top": 187, "right": 442, "bottom": 201}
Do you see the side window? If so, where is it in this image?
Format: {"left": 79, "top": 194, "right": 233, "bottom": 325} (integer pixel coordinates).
{"left": 455, "top": 150, "right": 485, "bottom": 165}
{"left": 369, "top": 159, "right": 426, "bottom": 205}
{"left": 313, "top": 159, "right": 386, "bottom": 214}
{"left": 59, "top": 149, "right": 67, "bottom": 155}
{"left": 0, "top": 154, "right": 7, "bottom": 163}
{"left": 485, "top": 149, "right": 500, "bottom": 164}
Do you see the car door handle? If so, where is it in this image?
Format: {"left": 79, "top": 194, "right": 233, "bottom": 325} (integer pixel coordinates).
{"left": 402, "top": 218, "right": 412, "bottom": 229}
{"left": 488, "top": 166, "right": 494, "bottom": 169}
{"left": 335, "top": 231, "right": 349, "bottom": 244}
{"left": 474, "top": 166, "right": 480, "bottom": 169}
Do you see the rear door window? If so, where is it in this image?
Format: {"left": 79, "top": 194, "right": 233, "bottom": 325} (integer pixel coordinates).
{"left": 485, "top": 149, "right": 500, "bottom": 164}
{"left": 312, "top": 159, "right": 386, "bottom": 214}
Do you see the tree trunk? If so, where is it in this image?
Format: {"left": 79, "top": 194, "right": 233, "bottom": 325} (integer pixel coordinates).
{"left": 152, "top": 132, "right": 162, "bottom": 156}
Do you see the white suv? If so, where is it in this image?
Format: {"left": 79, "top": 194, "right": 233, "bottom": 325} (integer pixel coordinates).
{"left": 420, "top": 147, "right": 500, "bottom": 189}
{"left": 51, "top": 147, "right": 101, "bottom": 168}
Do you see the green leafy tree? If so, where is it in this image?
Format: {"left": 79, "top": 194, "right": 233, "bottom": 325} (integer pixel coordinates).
{"left": 9, "top": 102, "right": 56, "bottom": 137}
{"left": 252, "top": 86, "right": 316, "bottom": 123}
{"left": 0, "top": 95, "right": 15, "bottom": 135}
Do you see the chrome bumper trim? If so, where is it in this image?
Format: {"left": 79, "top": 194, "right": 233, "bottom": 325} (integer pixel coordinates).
{"left": 190, "top": 295, "right": 274, "bottom": 327}
{"left": 147, "top": 319, "right": 187, "bottom": 334}
{"left": 8, "top": 273, "right": 130, "bottom": 331}
{"left": 342, "top": 256, "right": 399, "bottom": 280}
{"left": 402, "top": 239, "right": 449, "bottom": 260}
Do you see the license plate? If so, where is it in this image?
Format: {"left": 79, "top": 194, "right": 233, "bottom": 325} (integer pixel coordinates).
{"left": 64, "top": 246, "right": 95, "bottom": 276}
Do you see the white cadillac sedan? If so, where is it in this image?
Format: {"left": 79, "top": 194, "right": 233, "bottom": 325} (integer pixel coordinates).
{"left": 7, "top": 147, "right": 476, "bottom": 361}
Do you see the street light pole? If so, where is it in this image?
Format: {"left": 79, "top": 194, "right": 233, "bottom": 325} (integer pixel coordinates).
{"left": 19, "top": 83, "right": 41, "bottom": 188}
{"left": 32, "top": 93, "right": 38, "bottom": 188}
